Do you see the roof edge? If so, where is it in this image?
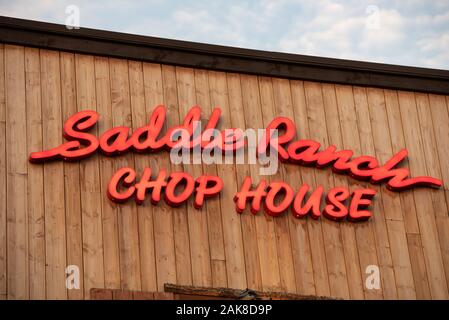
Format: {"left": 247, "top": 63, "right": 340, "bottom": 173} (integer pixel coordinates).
{"left": 1, "top": 15, "right": 449, "bottom": 95}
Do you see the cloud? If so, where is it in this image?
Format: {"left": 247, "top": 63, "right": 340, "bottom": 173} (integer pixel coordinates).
{"left": 279, "top": 5, "right": 406, "bottom": 61}
{"left": 0, "top": 0, "right": 448, "bottom": 69}
{"left": 417, "top": 33, "right": 449, "bottom": 67}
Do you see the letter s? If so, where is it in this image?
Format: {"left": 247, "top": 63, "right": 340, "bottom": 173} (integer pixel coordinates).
{"left": 29, "top": 110, "right": 99, "bottom": 162}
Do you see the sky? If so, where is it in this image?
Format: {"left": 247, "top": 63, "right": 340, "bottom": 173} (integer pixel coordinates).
{"left": 1, "top": 0, "right": 449, "bottom": 70}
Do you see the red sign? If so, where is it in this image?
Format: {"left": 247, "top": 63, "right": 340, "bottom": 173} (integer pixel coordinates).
{"left": 29, "top": 106, "right": 443, "bottom": 222}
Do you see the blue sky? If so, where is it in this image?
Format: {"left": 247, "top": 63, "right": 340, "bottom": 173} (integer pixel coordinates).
{"left": 1, "top": 0, "right": 449, "bottom": 69}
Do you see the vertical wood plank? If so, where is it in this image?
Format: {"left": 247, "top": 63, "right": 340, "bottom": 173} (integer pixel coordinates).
{"left": 226, "top": 73, "right": 261, "bottom": 290}
{"left": 240, "top": 74, "right": 281, "bottom": 292}
{"left": 428, "top": 94, "right": 449, "bottom": 211}
{"left": 383, "top": 89, "right": 430, "bottom": 298}
{"left": 176, "top": 66, "right": 212, "bottom": 287}
{"left": 0, "top": 44, "right": 6, "bottom": 299}
{"left": 443, "top": 96, "right": 449, "bottom": 211}
{"left": 40, "top": 49, "right": 66, "bottom": 299}
{"left": 94, "top": 56, "right": 121, "bottom": 290}
{"left": 143, "top": 63, "right": 177, "bottom": 291}
{"left": 128, "top": 60, "right": 158, "bottom": 292}
{"left": 361, "top": 87, "right": 415, "bottom": 299}
{"left": 334, "top": 84, "right": 382, "bottom": 299}
{"left": 208, "top": 70, "right": 247, "bottom": 289}
{"left": 25, "top": 47, "right": 46, "bottom": 299}
{"left": 6, "top": 45, "right": 29, "bottom": 299}
{"left": 322, "top": 83, "right": 365, "bottom": 299}
{"left": 75, "top": 54, "right": 105, "bottom": 298}
{"left": 299, "top": 81, "right": 333, "bottom": 297}
{"left": 109, "top": 58, "right": 141, "bottom": 291}
{"left": 430, "top": 94, "right": 449, "bottom": 291}
{"left": 397, "top": 91, "right": 448, "bottom": 299}
{"left": 320, "top": 83, "right": 365, "bottom": 299}
{"left": 287, "top": 80, "right": 318, "bottom": 296}
{"left": 290, "top": 81, "right": 324, "bottom": 295}
{"left": 383, "top": 90, "right": 420, "bottom": 234}
{"left": 142, "top": 63, "right": 177, "bottom": 290}
{"left": 243, "top": 74, "right": 283, "bottom": 292}
{"left": 60, "top": 52, "right": 84, "bottom": 300}
{"left": 303, "top": 82, "right": 350, "bottom": 299}
{"left": 194, "top": 69, "right": 228, "bottom": 288}
{"left": 161, "top": 64, "right": 192, "bottom": 287}
{"left": 406, "top": 234, "right": 431, "bottom": 299}
{"left": 259, "top": 77, "right": 297, "bottom": 294}
{"left": 416, "top": 93, "right": 449, "bottom": 293}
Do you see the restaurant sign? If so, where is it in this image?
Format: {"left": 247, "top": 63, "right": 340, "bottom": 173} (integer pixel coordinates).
{"left": 29, "top": 106, "right": 442, "bottom": 222}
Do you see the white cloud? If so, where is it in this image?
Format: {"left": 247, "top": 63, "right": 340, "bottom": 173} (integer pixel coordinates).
{"left": 417, "top": 33, "right": 449, "bottom": 67}
{"left": 0, "top": 0, "right": 448, "bottom": 69}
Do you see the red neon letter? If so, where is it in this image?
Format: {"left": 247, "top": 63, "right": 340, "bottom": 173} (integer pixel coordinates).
{"left": 29, "top": 110, "right": 99, "bottom": 162}
{"left": 349, "top": 189, "right": 376, "bottom": 222}
{"left": 194, "top": 175, "right": 224, "bottom": 209}
{"left": 264, "top": 181, "right": 294, "bottom": 217}
{"left": 323, "top": 187, "right": 349, "bottom": 221}
{"left": 371, "top": 149, "right": 442, "bottom": 191}
{"left": 233, "top": 176, "right": 267, "bottom": 214}
{"left": 258, "top": 117, "right": 296, "bottom": 161}
{"left": 107, "top": 167, "right": 136, "bottom": 203}
{"left": 164, "top": 172, "right": 195, "bottom": 207}
{"left": 287, "top": 140, "right": 321, "bottom": 165}
{"left": 99, "top": 126, "right": 131, "bottom": 156}
{"left": 292, "top": 184, "right": 323, "bottom": 219}
{"left": 134, "top": 168, "right": 167, "bottom": 205}
{"left": 129, "top": 105, "right": 167, "bottom": 152}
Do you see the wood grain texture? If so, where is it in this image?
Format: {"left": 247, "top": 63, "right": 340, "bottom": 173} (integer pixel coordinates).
{"left": 128, "top": 60, "right": 158, "bottom": 292}
{"left": 320, "top": 83, "right": 364, "bottom": 299}
{"left": 0, "top": 44, "right": 6, "bottom": 299}
{"left": 60, "top": 52, "right": 84, "bottom": 300}
{"left": 307, "top": 82, "right": 349, "bottom": 299}
{"left": 194, "top": 69, "right": 227, "bottom": 288}
{"left": 94, "top": 56, "right": 121, "bottom": 290}
{"left": 226, "top": 72, "right": 260, "bottom": 290}
{"left": 1, "top": 45, "right": 448, "bottom": 299}
{"left": 109, "top": 58, "right": 141, "bottom": 291}
{"left": 397, "top": 91, "right": 448, "bottom": 299}
{"left": 424, "top": 94, "right": 449, "bottom": 292}
{"left": 75, "top": 54, "right": 105, "bottom": 298}
{"left": 206, "top": 70, "right": 246, "bottom": 289}
{"left": 176, "top": 66, "right": 212, "bottom": 287}
{"left": 142, "top": 63, "right": 177, "bottom": 291}
{"left": 362, "top": 87, "right": 414, "bottom": 299}
{"left": 263, "top": 77, "right": 297, "bottom": 294}
{"left": 40, "top": 49, "right": 67, "bottom": 299}
{"left": 25, "top": 47, "right": 45, "bottom": 299}
{"left": 334, "top": 84, "right": 382, "bottom": 299}
{"left": 240, "top": 74, "right": 282, "bottom": 292}
{"left": 161, "top": 65, "right": 191, "bottom": 288}
{"left": 6, "top": 45, "right": 29, "bottom": 299}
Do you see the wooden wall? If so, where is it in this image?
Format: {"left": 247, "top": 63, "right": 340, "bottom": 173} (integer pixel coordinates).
{"left": 1, "top": 44, "right": 449, "bottom": 300}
